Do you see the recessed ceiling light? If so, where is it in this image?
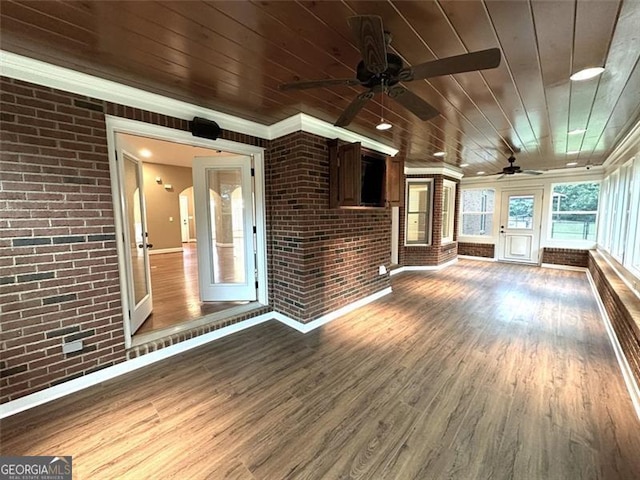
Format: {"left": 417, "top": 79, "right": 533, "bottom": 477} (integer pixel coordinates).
{"left": 139, "top": 148, "right": 152, "bottom": 158}
{"left": 568, "top": 128, "right": 586, "bottom": 135}
{"left": 376, "top": 121, "right": 392, "bottom": 131}
{"left": 567, "top": 150, "right": 580, "bottom": 154}
{"left": 570, "top": 67, "right": 605, "bottom": 81}
{"left": 459, "top": 163, "right": 469, "bottom": 167}
{"left": 434, "top": 151, "right": 446, "bottom": 157}
{"left": 566, "top": 162, "right": 578, "bottom": 167}
{"left": 477, "top": 171, "right": 486, "bottom": 175}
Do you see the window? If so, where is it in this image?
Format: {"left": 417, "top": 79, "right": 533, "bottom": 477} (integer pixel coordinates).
{"left": 460, "top": 189, "right": 495, "bottom": 236}
{"left": 442, "top": 180, "right": 456, "bottom": 243}
{"left": 599, "top": 156, "right": 640, "bottom": 280}
{"left": 550, "top": 182, "right": 600, "bottom": 241}
{"left": 405, "top": 180, "right": 433, "bottom": 245}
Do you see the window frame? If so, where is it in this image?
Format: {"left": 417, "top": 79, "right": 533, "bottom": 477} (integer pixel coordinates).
{"left": 441, "top": 179, "right": 456, "bottom": 244}
{"left": 404, "top": 178, "right": 434, "bottom": 246}
{"left": 459, "top": 187, "right": 495, "bottom": 238}
{"left": 547, "top": 180, "right": 601, "bottom": 244}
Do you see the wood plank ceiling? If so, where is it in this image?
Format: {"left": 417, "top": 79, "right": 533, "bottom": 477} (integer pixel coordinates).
{"left": 1, "top": 1, "right": 639, "bottom": 176}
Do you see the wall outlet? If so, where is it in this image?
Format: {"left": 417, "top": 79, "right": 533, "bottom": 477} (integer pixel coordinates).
{"left": 62, "top": 340, "right": 83, "bottom": 354}
{"left": 379, "top": 265, "right": 388, "bottom": 275}
{"left": 169, "top": 216, "right": 174, "bottom": 222}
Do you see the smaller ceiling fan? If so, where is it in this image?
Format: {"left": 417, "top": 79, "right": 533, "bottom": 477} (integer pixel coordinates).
{"left": 278, "top": 15, "right": 501, "bottom": 127}
{"left": 491, "top": 155, "right": 543, "bottom": 178}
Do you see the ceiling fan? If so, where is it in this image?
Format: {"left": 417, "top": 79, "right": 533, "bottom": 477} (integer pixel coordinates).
{"left": 491, "top": 155, "right": 543, "bottom": 178}
{"left": 278, "top": 15, "right": 502, "bottom": 128}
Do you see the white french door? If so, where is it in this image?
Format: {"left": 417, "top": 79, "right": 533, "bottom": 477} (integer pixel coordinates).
{"left": 119, "top": 151, "right": 153, "bottom": 334}
{"left": 498, "top": 189, "right": 543, "bottom": 264}
{"left": 193, "top": 156, "right": 257, "bottom": 301}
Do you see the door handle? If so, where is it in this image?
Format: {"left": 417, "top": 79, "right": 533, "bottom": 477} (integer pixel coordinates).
{"left": 147, "top": 244, "right": 153, "bottom": 249}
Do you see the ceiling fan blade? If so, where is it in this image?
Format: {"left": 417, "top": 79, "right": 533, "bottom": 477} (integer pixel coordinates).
{"left": 400, "top": 48, "right": 501, "bottom": 82}
{"left": 334, "top": 91, "right": 374, "bottom": 127}
{"left": 388, "top": 85, "right": 439, "bottom": 121}
{"left": 278, "top": 78, "right": 360, "bottom": 91}
{"left": 522, "top": 170, "right": 543, "bottom": 175}
{"left": 348, "top": 15, "right": 388, "bottom": 74}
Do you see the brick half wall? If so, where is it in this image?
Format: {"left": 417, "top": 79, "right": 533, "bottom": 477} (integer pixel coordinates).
{"left": 458, "top": 242, "right": 495, "bottom": 258}
{"left": 588, "top": 250, "right": 640, "bottom": 389}
{"left": 542, "top": 248, "right": 589, "bottom": 267}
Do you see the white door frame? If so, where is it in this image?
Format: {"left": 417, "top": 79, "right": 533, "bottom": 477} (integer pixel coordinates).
{"left": 106, "top": 116, "right": 268, "bottom": 349}
{"left": 497, "top": 188, "right": 543, "bottom": 264}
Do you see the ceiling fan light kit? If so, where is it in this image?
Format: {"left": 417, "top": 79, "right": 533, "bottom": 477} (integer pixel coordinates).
{"left": 279, "top": 15, "right": 502, "bottom": 128}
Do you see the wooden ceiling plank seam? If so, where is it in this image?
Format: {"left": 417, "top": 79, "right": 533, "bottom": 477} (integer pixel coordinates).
{"left": 482, "top": 0, "right": 545, "bottom": 165}
{"left": 382, "top": 0, "right": 511, "bottom": 159}
{"left": 272, "top": 2, "right": 464, "bottom": 158}
{"left": 434, "top": 0, "right": 540, "bottom": 171}
{"left": 0, "top": 14, "right": 90, "bottom": 50}
{"left": 342, "top": 0, "right": 495, "bottom": 160}
{"left": 579, "top": 0, "right": 636, "bottom": 161}
{"left": 376, "top": 0, "right": 505, "bottom": 162}
{"left": 3, "top": 0, "right": 94, "bottom": 40}
{"left": 570, "top": 0, "right": 624, "bottom": 163}
{"left": 587, "top": 54, "right": 640, "bottom": 162}
{"left": 168, "top": 1, "right": 406, "bottom": 131}
{"left": 116, "top": 3, "right": 368, "bottom": 126}
{"left": 528, "top": 0, "right": 567, "bottom": 162}
{"left": 432, "top": 0, "right": 530, "bottom": 163}
{"left": 155, "top": 1, "right": 387, "bottom": 127}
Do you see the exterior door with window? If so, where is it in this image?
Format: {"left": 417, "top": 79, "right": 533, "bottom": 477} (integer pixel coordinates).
{"left": 119, "top": 151, "right": 153, "bottom": 334}
{"left": 192, "top": 156, "right": 257, "bottom": 301}
{"left": 498, "top": 189, "right": 543, "bottom": 264}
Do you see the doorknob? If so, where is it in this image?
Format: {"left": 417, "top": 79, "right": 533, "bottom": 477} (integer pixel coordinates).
{"left": 147, "top": 244, "right": 153, "bottom": 249}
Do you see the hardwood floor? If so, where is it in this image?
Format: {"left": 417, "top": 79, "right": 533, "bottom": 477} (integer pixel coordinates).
{"left": 2, "top": 261, "right": 640, "bottom": 479}
{"left": 138, "top": 244, "right": 247, "bottom": 334}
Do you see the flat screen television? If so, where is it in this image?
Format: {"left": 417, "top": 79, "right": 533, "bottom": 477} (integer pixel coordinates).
{"left": 360, "top": 155, "right": 386, "bottom": 207}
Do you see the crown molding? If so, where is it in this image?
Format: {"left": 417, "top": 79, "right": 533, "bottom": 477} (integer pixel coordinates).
{"left": 0, "top": 50, "right": 397, "bottom": 157}
{"left": 404, "top": 163, "right": 464, "bottom": 179}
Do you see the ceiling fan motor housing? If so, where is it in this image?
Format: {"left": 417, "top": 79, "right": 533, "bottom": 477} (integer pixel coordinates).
{"left": 356, "top": 53, "right": 404, "bottom": 88}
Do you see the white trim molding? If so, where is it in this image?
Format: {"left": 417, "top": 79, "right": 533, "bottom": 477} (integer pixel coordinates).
{"left": 0, "top": 287, "right": 393, "bottom": 418}
{"left": 274, "top": 287, "right": 393, "bottom": 334}
{"left": 390, "top": 258, "right": 459, "bottom": 275}
{"left": 458, "top": 255, "right": 497, "bottom": 262}
{"left": 0, "top": 312, "right": 275, "bottom": 419}
{"left": 0, "top": 50, "right": 397, "bottom": 157}
{"left": 404, "top": 163, "right": 464, "bottom": 180}
{"left": 540, "top": 263, "right": 588, "bottom": 272}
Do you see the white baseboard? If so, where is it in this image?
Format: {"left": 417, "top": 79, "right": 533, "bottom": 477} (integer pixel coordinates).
{"left": 390, "top": 258, "right": 458, "bottom": 276}
{"left": 274, "top": 287, "right": 393, "bottom": 333}
{"left": 458, "top": 255, "right": 497, "bottom": 262}
{"left": 0, "top": 286, "right": 393, "bottom": 418}
{"left": 0, "top": 313, "right": 274, "bottom": 419}
{"left": 586, "top": 270, "right": 640, "bottom": 421}
{"left": 541, "top": 263, "right": 588, "bottom": 272}
{"left": 148, "top": 247, "right": 183, "bottom": 255}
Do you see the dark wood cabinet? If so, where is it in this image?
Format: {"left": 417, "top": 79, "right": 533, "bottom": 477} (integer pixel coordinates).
{"left": 329, "top": 139, "right": 403, "bottom": 209}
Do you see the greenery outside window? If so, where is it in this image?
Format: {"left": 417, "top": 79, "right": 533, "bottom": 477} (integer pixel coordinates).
{"left": 550, "top": 182, "right": 600, "bottom": 241}
{"left": 405, "top": 179, "right": 433, "bottom": 245}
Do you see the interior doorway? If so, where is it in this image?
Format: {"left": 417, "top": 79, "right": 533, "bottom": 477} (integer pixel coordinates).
{"left": 107, "top": 119, "right": 268, "bottom": 347}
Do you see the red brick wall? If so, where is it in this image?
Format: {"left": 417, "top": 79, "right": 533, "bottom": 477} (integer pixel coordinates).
{"left": 0, "top": 77, "right": 126, "bottom": 402}
{"left": 399, "top": 174, "right": 459, "bottom": 266}
{"left": 458, "top": 242, "right": 495, "bottom": 258}
{"left": 1, "top": 77, "right": 394, "bottom": 402}
{"left": 266, "top": 132, "right": 391, "bottom": 323}
{"left": 588, "top": 251, "right": 640, "bottom": 387}
{"left": 542, "top": 248, "right": 589, "bottom": 268}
